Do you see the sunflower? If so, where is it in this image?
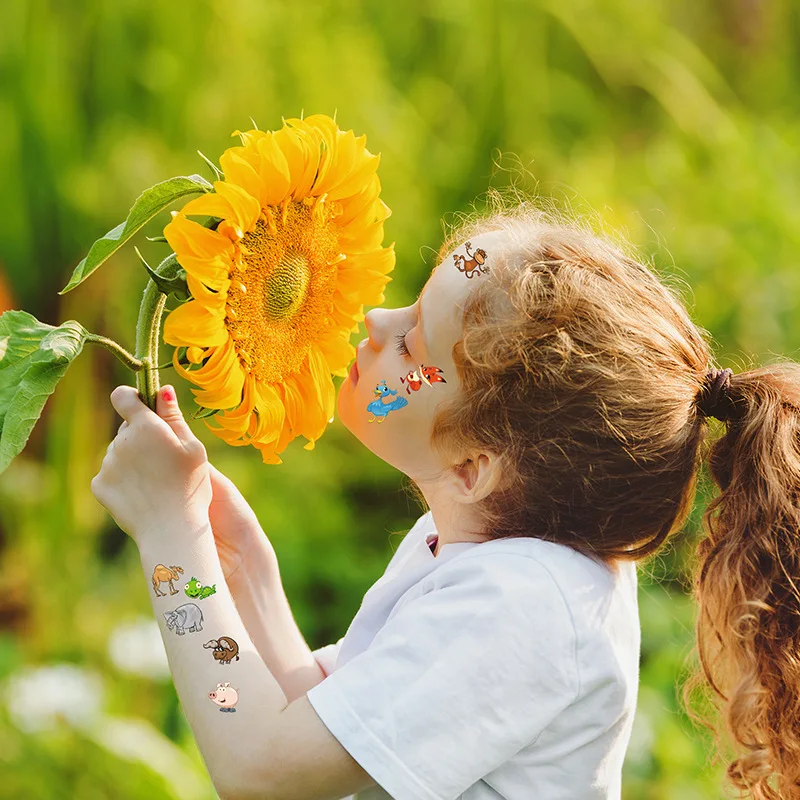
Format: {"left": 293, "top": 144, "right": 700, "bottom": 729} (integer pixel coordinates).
{"left": 161, "top": 115, "right": 394, "bottom": 464}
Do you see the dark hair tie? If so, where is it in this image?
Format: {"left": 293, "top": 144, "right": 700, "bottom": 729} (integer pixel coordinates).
{"left": 696, "top": 367, "right": 735, "bottom": 421}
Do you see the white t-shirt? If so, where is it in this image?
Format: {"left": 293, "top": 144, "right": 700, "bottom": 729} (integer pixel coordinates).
{"left": 306, "top": 511, "right": 640, "bottom": 800}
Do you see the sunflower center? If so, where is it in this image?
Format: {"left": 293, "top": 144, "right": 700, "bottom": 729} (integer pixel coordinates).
{"left": 263, "top": 249, "right": 311, "bottom": 322}
{"left": 225, "top": 200, "right": 341, "bottom": 384}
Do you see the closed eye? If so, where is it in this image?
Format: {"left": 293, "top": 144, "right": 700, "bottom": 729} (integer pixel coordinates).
{"left": 394, "top": 329, "right": 411, "bottom": 357}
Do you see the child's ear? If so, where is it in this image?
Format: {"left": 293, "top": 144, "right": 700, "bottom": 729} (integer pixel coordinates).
{"left": 450, "top": 451, "right": 506, "bottom": 504}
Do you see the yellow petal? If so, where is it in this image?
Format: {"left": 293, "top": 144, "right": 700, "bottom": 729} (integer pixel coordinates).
{"left": 233, "top": 128, "right": 268, "bottom": 148}
{"left": 340, "top": 245, "right": 395, "bottom": 277}
{"left": 339, "top": 219, "right": 386, "bottom": 253}
{"left": 302, "top": 344, "right": 335, "bottom": 426}
{"left": 328, "top": 150, "right": 380, "bottom": 202}
{"left": 274, "top": 125, "right": 318, "bottom": 198}
{"left": 255, "top": 133, "right": 292, "bottom": 206}
{"left": 164, "top": 215, "right": 234, "bottom": 260}
{"left": 316, "top": 130, "right": 363, "bottom": 196}
{"left": 210, "top": 374, "right": 260, "bottom": 439}
{"left": 187, "top": 346, "right": 206, "bottom": 363}
{"left": 179, "top": 192, "right": 237, "bottom": 221}
{"left": 185, "top": 336, "right": 246, "bottom": 409}
{"left": 219, "top": 149, "right": 269, "bottom": 209}
{"left": 278, "top": 376, "right": 304, "bottom": 435}
{"left": 176, "top": 253, "right": 232, "bottom": 291}
{"left": 300, "top": 116, "right": 338, "bottom": 193}
{"left": 337, "top": 267, "right": 389, "bottom": 305}
{"left": 337, "top": 173, "right": 381, "bottom": 226}
{"left": 252, "top": 380, "right": 286, "bottom": 442}
{"left": 214, "top": 181, "right": 261, "bottom": 232}
{"left": 162, "top": 300, "right": 227, "bottom": 348}
{"left": 185, "top": 272, "right": 229, "bottom": 309}
{"left": 317, "top": 331, "right": 356, "bottom": 375}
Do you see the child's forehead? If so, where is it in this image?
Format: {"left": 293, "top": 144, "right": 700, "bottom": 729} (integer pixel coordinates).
{"left": 424, "top": 230, "right": 505, "bottom": 301}
{"left": 418, "top": 230, "right": 505, "bottom": 358}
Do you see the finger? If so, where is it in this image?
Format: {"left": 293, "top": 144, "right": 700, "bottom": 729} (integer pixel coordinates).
{"left": 155, "top": 385, "right": 201, "bottom": 450}
{"left": 109, "top": 385, "right": 152, "bottom": 425}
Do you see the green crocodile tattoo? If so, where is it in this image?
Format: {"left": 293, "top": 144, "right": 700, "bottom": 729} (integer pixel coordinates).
{"left": 184, "top": 576, "right": 217, "bottom": 600}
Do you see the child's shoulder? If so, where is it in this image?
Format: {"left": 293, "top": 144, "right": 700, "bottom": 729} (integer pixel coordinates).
{"left": 434, "top": 534, "right": 638, "bottom": 630}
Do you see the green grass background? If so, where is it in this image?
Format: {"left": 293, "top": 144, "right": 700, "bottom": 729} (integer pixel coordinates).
{"left": 2, "top": 1, "right": 799, "bottom": 797}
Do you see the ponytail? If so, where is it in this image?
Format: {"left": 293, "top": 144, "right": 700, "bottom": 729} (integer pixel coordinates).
{"left": 684, "top": 362, "right": 800, "bottom": 799}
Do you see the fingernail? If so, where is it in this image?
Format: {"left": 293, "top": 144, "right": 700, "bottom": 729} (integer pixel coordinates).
{"left": 162, "top": 387, "right": 173, "bottom": 402}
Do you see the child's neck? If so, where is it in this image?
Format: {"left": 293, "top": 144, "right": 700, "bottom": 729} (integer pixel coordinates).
{"left": 425, "top": 500, "right": 491, "bottom": 554}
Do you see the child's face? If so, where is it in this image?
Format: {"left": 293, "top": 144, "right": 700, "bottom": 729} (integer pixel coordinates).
{"left": 337, "top": 230, "right": 504, "bottom": 479}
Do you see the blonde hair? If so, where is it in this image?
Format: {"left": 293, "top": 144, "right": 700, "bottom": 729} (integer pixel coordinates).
{"left": 418, "top": 197, "right": 800, "bottom": 798}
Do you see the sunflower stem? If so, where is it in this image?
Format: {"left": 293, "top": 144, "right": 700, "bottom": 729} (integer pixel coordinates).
{"left": 85, "top": 334, "right": 143, "bottom": 372}
{"left": 135, "top": 253, "right": 183, "bottom": 410}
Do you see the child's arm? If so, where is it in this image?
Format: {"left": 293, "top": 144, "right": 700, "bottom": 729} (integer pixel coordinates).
{"left": 206, "top": 464, "right": 328, "bottom": 701}
{"left": 141, "top": 513, "right": 373, "bottom": 799}
{"left": 93, "top": 387, "right": 373, "bottom": 797}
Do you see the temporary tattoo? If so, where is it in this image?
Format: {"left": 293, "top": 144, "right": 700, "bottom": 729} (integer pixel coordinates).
{"left": 163, "top": 602, "right": 204, "bottom": 635}
{"left": 203, "top": 637, "right": 240, "bottom": 665}
{"left": 152, "top": 564, "right": 184, "bottom": 597}
{"left": 453, "top": 241, "right": 489, "bottom": 279}
{"left": 184, "top": 576, "right": 217, "bottom": 600}
{"left": 421, "top": 364, "right": 446, "bottom": 386}
{"left": 400, "top": 364, "right": 447, "bottom": 394}
{"left": 367, "top": 380, "right": 408, "bottom": 423}
{"left": 209, "top": 682, "right": 239, "bottom": 712}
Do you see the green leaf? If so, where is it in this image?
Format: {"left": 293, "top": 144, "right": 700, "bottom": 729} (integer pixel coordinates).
{"left": 134, "top": 249, "right": 191, "bottom": 303}
{"left": 58, "top": 174, "right": 213, "bottom": 295}
{"left": 0, "top": 310, "right": 89, "bottom": 475}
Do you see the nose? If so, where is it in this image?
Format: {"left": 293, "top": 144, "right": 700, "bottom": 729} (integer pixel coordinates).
{"left": 364, "top": 307, "right": 391, "bottom": 351}
{"left": 364, "top": 306, "right": 408, "bottom": 351}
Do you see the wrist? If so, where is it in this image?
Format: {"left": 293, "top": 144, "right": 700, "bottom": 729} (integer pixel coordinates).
{"left": 135, "top": 512, "right": 212, "bottom": 551}
{"left": 226, "top": 533, "right": 281, "bottom": 590}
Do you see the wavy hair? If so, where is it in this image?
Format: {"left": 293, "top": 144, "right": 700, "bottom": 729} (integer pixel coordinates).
{"left": 420, "top": 197, "right": 800, "bottom": 797}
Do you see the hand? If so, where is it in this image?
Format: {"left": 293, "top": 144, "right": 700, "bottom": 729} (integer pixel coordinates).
{"left": 91, "top": 384, "right": 212, "bottom": 544}
{"left": 207, "top": 462, "right": 278, "bottom": 582}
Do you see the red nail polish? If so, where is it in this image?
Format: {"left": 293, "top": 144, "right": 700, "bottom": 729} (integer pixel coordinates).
{"left": 162, "top": 388, "right": 173, "bottom": 402}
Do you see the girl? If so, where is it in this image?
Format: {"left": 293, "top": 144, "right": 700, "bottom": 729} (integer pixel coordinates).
{"left": 91, "top": 202, "right": 800, "bottom": 800}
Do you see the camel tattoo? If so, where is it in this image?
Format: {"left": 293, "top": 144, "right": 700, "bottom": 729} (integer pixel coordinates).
{"left": 152, "top": 564, "right": 184, "bottom": 597}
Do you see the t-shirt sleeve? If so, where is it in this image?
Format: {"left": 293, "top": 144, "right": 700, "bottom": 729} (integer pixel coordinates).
{"left": 305, "top": 553, "right": 580, "bottom": 800}
{"left": 311, "top": 636, "right": 345, "bottom": 678}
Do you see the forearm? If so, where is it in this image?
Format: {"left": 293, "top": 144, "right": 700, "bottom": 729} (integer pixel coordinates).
{"left": 140, "top": 516, "right": 286, "bottom": 797}
{"left": 225, "top": 542, "right": 326, "bottom": 703}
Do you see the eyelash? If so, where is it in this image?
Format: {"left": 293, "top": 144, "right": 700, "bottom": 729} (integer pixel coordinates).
{"left": 394, "top": 329, "right": 411, "bottom": 357}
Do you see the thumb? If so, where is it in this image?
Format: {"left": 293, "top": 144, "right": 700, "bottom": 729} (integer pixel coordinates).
{"left": 155, "top": 385, "right": 198, "bottom": 447}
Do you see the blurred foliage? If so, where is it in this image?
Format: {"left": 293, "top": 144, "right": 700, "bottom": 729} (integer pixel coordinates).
{"left": 1, "top": 0, "right": 799, "bottom": 796}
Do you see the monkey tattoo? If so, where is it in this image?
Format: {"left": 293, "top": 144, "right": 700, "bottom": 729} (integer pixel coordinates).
{"left": 453, "top": 241, "right": 489, "bottom": 279}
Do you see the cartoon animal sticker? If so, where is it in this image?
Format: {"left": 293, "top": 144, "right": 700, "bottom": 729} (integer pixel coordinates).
{"left": 367, "top": 380, "right": 409, "bottom": 423}
{"left": 209, "top": 682, "right": 239, "bottom": 712}
{"left": 163, "top": 603, "right": 204, "bottom": 635}
{"left": 453, "top": 241, "right": 489, "bottom": 279}
{"left": 203, "top": 637, "right": 240, "bottom": 665}
{"left": 400, "top": 368, "right": 422, "bottom": 394}
{"left": 152, "top": 564, "right": 184, "bottom": 597}
{"left": 420, "top": 365, "right": 446, "bottom": 386}
{"left": 184, "top": 576, "right": 217, "bottom": 600}
{"left": 400, "top": 364, "right": 447, "bottom": 394}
